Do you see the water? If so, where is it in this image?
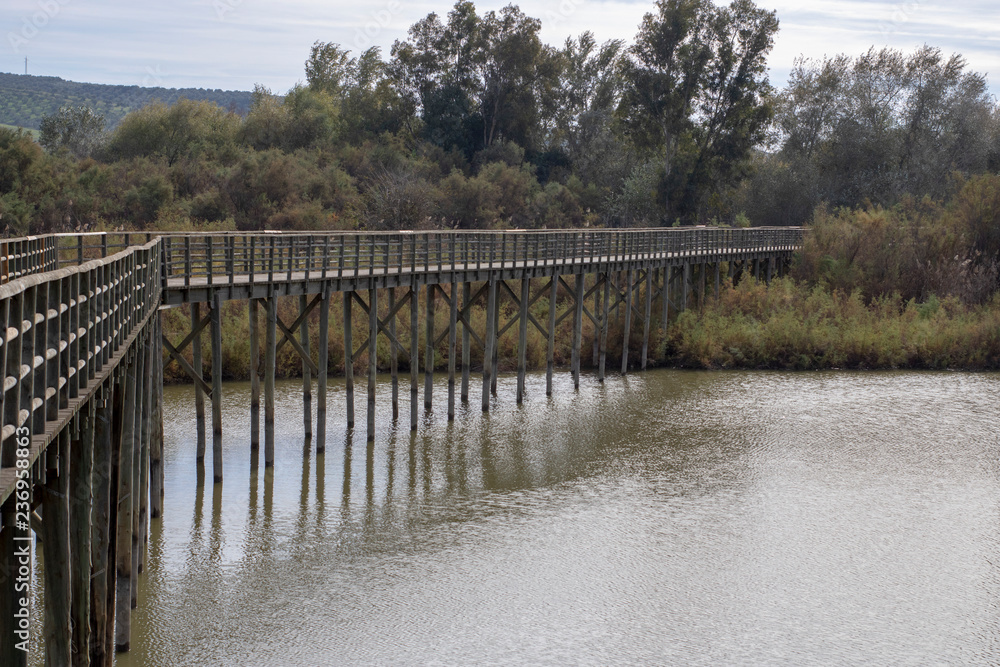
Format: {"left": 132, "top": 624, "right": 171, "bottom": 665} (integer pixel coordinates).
{"left": 109, "top": 370, "right": 1000, "bottom": 665}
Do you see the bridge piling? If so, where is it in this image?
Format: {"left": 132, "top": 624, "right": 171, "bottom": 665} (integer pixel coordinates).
{"left": 249, "top": 299, "right": 260, "bottom": 452}
{"left": 410, "top": 283, "right": 419, "bottom": 429}
{"left": 517, "top": 277, "right": 529, "bottom": 404}
{"left": 344, "top": 292, "right": 354, "bottom": 429}
{"left": 389, "top": 289, "right": 399, "bottom": 421}
{"left": 264, "top": 293, "right": 276, "bottom": 467}
{"left": 210, "top": 295, "right": 223, "bottom": 483}
{"left": 572, "top": 274, "right": 584, "bottom": 389}
{"left": 425, "top": 285, "right": 434, "bottom": 412}
{"left": 317, "top": 287, "right": 330, "bottom": 453}
{"left": 367, "top": 288, "right": 378, "bottom": 442}
{"left": 191, "top": 302, "right": 206, "bottom": 464}
{"left": 622, "top": 269, "right": 633, "bottom": 374}
{"left": 448, "top": 281, "right": 457, "bottom": 420}
{"left": 483, "top": 278, "right": 497, "bottom": 412}
{"left": 546, "top": 277, "right": 557, "bottom": 396}
{"left": 300, "top": 294, "right": 312, "bottom": 443}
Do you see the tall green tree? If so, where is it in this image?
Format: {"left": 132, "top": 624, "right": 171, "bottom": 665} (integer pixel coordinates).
{"left": 619, "top": 0, "right": 778, "bottom": 223}
{"left": 39, "top": 105, "right": 106, "bottom": 158}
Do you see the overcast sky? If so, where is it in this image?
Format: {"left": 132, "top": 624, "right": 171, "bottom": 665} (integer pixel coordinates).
{"left": 2, "top": 0, "right": 998, "bottom": 97}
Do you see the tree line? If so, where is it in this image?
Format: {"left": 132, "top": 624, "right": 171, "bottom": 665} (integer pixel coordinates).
{"left": 1, "top": 0, "right": 998, "bottom": 239}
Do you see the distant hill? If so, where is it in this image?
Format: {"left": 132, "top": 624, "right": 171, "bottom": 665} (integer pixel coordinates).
{"left": 0, "top": 73, "right": 254, "bottom": 131}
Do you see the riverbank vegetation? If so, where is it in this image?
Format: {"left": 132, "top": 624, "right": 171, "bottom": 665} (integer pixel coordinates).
{"left": 3, "top": 0, "right": 1000, "bottom": 374}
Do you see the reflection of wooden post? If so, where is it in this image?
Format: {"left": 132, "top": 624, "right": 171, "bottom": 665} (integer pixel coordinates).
{"left": 249, "top": 299, "right": 260, "bottom": 451}
{"left": 42, "top": 432, "right": 72, "bottom": 665}
{"left": 317, "top": 288, "right": 330, "bottom": 453}
{"left": 300, "top": 294, "right": 312, "bottom": 441}
{"left": 192, "top": 302, "right": 206, "bottom": 463}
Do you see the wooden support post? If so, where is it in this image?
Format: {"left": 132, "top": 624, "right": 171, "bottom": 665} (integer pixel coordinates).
{"left": 249, "top": 299, "right": 260, "bottom": 451}
{"left": 367, "top": 288, "right": 378, "bottom": 442}
{"left": 448, "top": 280, "right": 458, "bottom": 420}
{"left": 130, "top": 340, "right": 145, "bottom": 608}
{"left": 210, "top": 295, "right": 223, "bottom": 483}
{"left": 300, "top": 294, "right": 312, "bottom": 442}
{"left": 264, "top": 294, "right": 276, "bottom": 467}
{"left": 482, "top": 278, "right": 497, "bottom": 412}
{"left": 516, "top": 277, "right": 529, "bottom": 404}
{"left": 192, "top": 302, "right": 206, "bottom": 463}
{"left": 546, "top": 277, "right": 557, "bottom": 396}
{"left": 344, "top": 291, "right": 354, "bottom": 429}
{"left": 700, "top": 262, "right": 707, "bottom": 308}
{"left": 461, "top": 283, "right": 471, "bottom": 403}
{"left": 115, "top": 359, "right": 137, "bottom": 652}
{"left": 388, "top": 289, "right": 399, "bottom": 420}
{"left": 139, "top": 330, "right": 153, "bottom": 575}
{"left": 90, "top": 389, "right": 113, "bottom": 667}
{"left": 714, "top": 262, "right": 721, "bottom": 298}
{"left": 572, "top": 273, "right": 584, "bottom": 389}
{"left": 424, "top": 285, "right": 434, "bottom": 411}
{"left": 42, "top": 432, "right": 72, "bottom": 666}
{"left": 491, "top": 282, "right": 500, "bottom": 396}
{"left": 767, "top": 257, "right": 773, "bottom": 283}
{"left": 622, "top": 269, "right": 633, "bottom": 374}
{"left": 592, "top": 275, "right": 600, "bottom": 367}
{"left": 642, "top": 270, "right": 652, "bottom": 371}
{"left": 661, "top": 267, "right": 670, "bottom": 331}
{"left": 598, "top": 274, "right": 609, "bottom": 382}
{"left": 317, "top": 287, "right": 330, "bottom": 453}
{"left": 409, "top": 283, "right": 419, "bottom": 430}
{"left": 150, "top": 315, "right": 164, "bottom": 519}
{"left": 682, "top": 263, "right": 690, "bottom": 311}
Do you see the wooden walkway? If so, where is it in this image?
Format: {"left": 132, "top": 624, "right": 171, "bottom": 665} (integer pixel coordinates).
{"left": 0, "top": 226, "right": 803, "bottom": 666}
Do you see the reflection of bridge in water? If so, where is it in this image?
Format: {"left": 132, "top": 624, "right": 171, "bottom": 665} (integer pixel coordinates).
{"left": 0, "top": 226, "right": 802, "bottom": 665}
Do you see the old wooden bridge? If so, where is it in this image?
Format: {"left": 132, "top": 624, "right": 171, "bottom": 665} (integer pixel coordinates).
{"left": 0, "top": 226, "right": 801, "bottom": 665}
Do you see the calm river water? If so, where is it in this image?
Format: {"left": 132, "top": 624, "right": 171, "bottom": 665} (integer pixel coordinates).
{"left": 108, "top": 370, "right": 1000, "bottom": 666}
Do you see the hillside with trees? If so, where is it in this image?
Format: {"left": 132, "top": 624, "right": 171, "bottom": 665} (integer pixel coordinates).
{"left": 0, "top": 72, "right": 253, "bottom": 131}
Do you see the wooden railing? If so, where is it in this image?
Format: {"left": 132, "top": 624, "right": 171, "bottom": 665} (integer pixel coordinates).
{"left": 158, "top": 227, "right": 805, "bottom": 285}
{"left": 0, "top": 237, "right": 162, "bottom": 502}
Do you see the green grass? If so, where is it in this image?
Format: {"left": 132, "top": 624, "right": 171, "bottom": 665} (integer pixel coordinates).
{"left": 0, "top": 123, "right": 38, "bottom": 139}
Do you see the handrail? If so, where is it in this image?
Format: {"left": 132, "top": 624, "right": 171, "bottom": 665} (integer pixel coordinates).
{"left": 0, "top": 237, "right": 162, "bottom": 499}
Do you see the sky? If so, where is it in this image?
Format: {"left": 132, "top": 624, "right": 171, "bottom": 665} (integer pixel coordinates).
{"left": 1, "top": 0, "right": 998, "bottom": 98}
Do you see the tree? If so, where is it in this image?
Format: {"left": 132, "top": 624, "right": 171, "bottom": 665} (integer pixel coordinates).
{"left": 39, "top": 105, "right": 106, "bottom": 158}
{"left": 389, "top": 2, "right": 559, "bottom": 155}
{"left": 619, "top": 0, "right": 778, "bottom": 223}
